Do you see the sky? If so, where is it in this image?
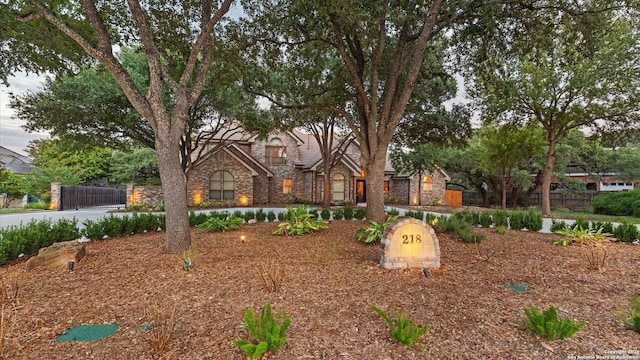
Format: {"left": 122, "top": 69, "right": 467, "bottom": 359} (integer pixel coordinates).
{"left": 0, "top": 72, "right": 50, "bottom": 156}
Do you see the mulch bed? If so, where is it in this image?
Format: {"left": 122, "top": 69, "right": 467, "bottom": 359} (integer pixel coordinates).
{"left": 1, "top": 220, "right": 639, "bottom": 359}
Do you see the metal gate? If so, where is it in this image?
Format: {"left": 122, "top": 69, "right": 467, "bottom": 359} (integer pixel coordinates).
{"left": 60, "top": 185, "right": 126, "bottom": 210}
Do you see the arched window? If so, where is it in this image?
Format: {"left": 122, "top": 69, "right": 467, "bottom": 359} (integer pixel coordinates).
{"left": 210, "top": 171, "right": 234, "bottom": 200}
{"left": 422, "top": 175, "right": 433, "bottom": 191}
{"left": 265, "top": 137, "right": 286, "bottom": 164}
{"left": 332, "top": 174, "right": 345, "bottom": 201}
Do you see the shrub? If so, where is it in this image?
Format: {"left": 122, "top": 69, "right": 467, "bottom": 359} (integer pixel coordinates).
{"left": 197, "top": 200, "right": 214, "bottom": 208}
{"left": 0, "top": 218, "right": 80, "bottom": 265}
{"left": 197, "top": 215, "right": 243, "bottom": 232}
{"left": 457, "top": 210, "right": 480, "bottom": 226}
{"left": 409, "top": 211, "right": 424, "bottom": 221}
{"left": 615, "top": 293, "right": 640, "bottom": 334}
{"left": 613, "top": 222, "right": 639, "bottom": 243}
{"left": 234, "top": 302, "right": 291, "bottom": 359}
{"left": 508, "top": 211, "right": 525, "bottom": 230}
{"left": 521, "top": 306, "right": 585, "bottom": 340}
{"left": 550, "top": 219, "right": 567, "bottom": 233}
{"left": 354, "top": 215, "right": 398, "bottom": 244}
{"left": 592, "top": 190, "right": 640, "bottom": 216}
{"left": 308, "top": 208, "right": 319, "bottom": 220}
{"left": 492, "top": 210, "right": 508, "bottom": 228}
{"left": 386, "top": 207, "right": 400, "bottom": 216}
{"left": 273, "top": 205, "right": 328, "bottom": 236}
{"left": 425, "top": 213, "right": 437, "bottom": 225}
{"left": 320, "top": 209, "right": 331, "bottom": 220}
{"left": 354, "top": 207, "right": 366, "bottom": 220}
{"left": 371, "top": 305, "right": 429, "bottom": 350}
{"left": 277, "top": 211, "right": 289, "bottom": 221}
{"left": 524, "top": 210, "right": 543, "bottom": 231}
{"left": 243, "top": 211, "right": 256, "bottom": 223}
{"left": 154, "top": 200, "right": 165, "bottom": 212}
{"left": 267, "top": 211, "right": 276, "bottom": 222}
{"left": 479, "top": 212, "right": 493, "bottom": 228}
{"left": 256, "top": 209, "right": 267, "bottom": 222}
{"left": 189, "top": 211, "right": 208, "bottom": 227}
{"left": 125, "top": 203, "right": 150, "bottom": 212}
{"left": 433, "top": 216, "right": 484, "bottom": 243}
{"left": 332, "top": 208, "right": 344, "bottom": 220}
{"left": 343, "top": 207, "right": 354, "bottom": 220}
{"left": 572, "top": 217, "right": 590, "bottom": 232}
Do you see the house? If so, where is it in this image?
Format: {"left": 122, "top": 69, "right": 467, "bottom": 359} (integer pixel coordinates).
{"left": 180, "top": 130, "right": 450, "bottom": 207}
{"left": 0, "top": 146, "right": 35, "bottom": 208}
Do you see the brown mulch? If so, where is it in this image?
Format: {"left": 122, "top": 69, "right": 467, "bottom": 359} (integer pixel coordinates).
{"left": 1, "top": 221, "right": 639, "bottom": 359}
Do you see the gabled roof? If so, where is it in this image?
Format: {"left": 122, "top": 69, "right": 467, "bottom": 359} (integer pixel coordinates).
{"left": 0, "top": 146, "right": 35, "bottom": 174}
{"left": 224, "top": 143, "right": 274, "bottom": 177}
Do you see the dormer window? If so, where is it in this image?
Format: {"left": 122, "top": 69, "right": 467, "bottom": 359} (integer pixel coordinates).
{"left": 266, "top": 137, "right": 286, "bottom": 165}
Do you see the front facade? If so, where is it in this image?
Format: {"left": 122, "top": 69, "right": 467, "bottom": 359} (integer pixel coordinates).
{"left": 185, "top": 130, "right": 450, "bottom": 207}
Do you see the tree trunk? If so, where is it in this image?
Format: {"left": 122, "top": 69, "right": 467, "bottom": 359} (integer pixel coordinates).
{"left": 540, "top": 140, "right": 557, "bottom": 217}
{"left": 363, "top": 154, "right": 387, "bottom": 223}
{"left": 500, "top": 174, "right": 507, "bottom": 209}
{"left": 155, "top": 125, "right": 191, "bottom": 253}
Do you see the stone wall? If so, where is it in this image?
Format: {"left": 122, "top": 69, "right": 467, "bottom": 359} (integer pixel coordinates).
{"left": 388, "top": 178, "right": 409, "bottom": 205}
{"left": 127, "top": 185, "right": 163, "bottom": 207}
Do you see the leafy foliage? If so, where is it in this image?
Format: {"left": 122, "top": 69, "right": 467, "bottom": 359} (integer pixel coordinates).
{"left": 612, "top": 222, "right": 639, "bottom": 243}
{"left": 0, "top": 218, "right": 80, "bottom": 265}
{"left": 371, "top": 305, "right": 429, "bottom": 350}
{"left": 615, "top": 294, "right": 640, "bottom": 334}
{"left": 197, "top": 215, "right": 243, "bottom": 233}
{"left": 234, "top": 302, "right": 291, "bottom": 359}
{"left": 434, "top": 216, "right": 485, "bottom": 243}
{"left": 354, "top": 215, "right": 398, "bottom": 244}
{"left": 320, "top": 209, "right": 331, "bottom": 220}
{"left": 273, "top": 206, "right": 328, "bottom": 236}
{"left": 553, "top": 226, "right": 612, "bottom": 246}
{"left": 82, "top": 213, "right": 164, "bottom": 240}
{"left": 523, "top": 210, "right": 543, "bottom": 232}
{"left": 521, "top": 306, "right": 585, "bottom": 340}
{"left": 354, "top": 207, "right": 366, "bottom": 220}
{"left": 592, "top": 190, "right": 640, "bottom": 217}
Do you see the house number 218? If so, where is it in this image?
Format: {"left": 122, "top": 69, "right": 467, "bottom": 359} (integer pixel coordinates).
{"left": 402, "top": 234, "right": 421, "bottom": 244}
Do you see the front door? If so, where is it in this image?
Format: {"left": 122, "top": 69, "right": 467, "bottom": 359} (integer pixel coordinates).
{"left": 356, "top": 180, "right": 366, "bottom": 203}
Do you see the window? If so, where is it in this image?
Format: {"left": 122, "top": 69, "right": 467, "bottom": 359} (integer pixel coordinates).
{"left": 422, "top": 176, "right": 433, "bottom": 191}
{"left": 283, "top": 178, "right": 292, "bottom": 194}
{"left": 318, "top": 178, "right": 324, "bottom": 200}
{"left": 210, "top": 170, "right": 234, "bottom": 200}
{"left": 384, "top": 180, "right": 389, "bottom": 193}
{"left": 265, "top": 138, "right": 286, "bottom": 164}
{"left": 332, "top": 174, "right": 345, "bottom": 201}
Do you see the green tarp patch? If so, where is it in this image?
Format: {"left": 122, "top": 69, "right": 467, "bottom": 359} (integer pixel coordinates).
{"left": 56, "top": 324, "right": 119, "bottom": 342}
{"left": 506, "top": 285, "right": 531, "bottom": 292}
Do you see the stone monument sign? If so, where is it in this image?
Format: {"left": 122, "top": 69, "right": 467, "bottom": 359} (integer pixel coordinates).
{"left": 380, "top": 217, "right": 440, "bottom": 269}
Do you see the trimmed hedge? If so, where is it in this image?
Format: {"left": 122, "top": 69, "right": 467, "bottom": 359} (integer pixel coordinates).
{"left": 592, "top": 190, "right": 640, "bottom": 217}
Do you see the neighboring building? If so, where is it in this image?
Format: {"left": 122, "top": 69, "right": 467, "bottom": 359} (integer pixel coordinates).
{"left": 0, "top": 146, "right": 35, "bottom": 175}
{"left": 0, "top": 146, "right": 35, "bottom": 208}
{"left": 182, "top": 130, "right": 450, "bottom": 207}
{"left": 549, "top": 166, "right": 639, "bottom": 192}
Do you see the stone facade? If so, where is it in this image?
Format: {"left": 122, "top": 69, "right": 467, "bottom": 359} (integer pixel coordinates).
{"left": 127, "top": 185, "right": 164, "bottom": 207}
{"left": 125, "top": 130, "right": 450, "bottom": 207}
{"left": 187, "top": 149, "right": 254, "bottom": 206}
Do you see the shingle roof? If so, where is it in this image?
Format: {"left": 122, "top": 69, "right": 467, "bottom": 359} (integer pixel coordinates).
{"left": 0, "top": 146, "right": 35, "bottom": 174}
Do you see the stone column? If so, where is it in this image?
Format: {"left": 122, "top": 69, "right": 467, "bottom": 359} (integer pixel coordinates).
{"left": 50, "top": 182, "right": 61, "bottom": 210}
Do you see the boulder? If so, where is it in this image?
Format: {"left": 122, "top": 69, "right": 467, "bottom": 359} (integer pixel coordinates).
{"left": 26, "top": 240, "right": 86, "bottom": 271}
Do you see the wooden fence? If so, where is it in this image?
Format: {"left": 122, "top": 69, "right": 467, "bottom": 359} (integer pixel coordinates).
{"left": 462, "top": 190, "right": 602, "bottom": 211}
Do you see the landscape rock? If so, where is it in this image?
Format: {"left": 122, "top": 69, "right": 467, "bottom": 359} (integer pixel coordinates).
{"left": 25, "top": 240, "right": 86, "bottom": 271}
